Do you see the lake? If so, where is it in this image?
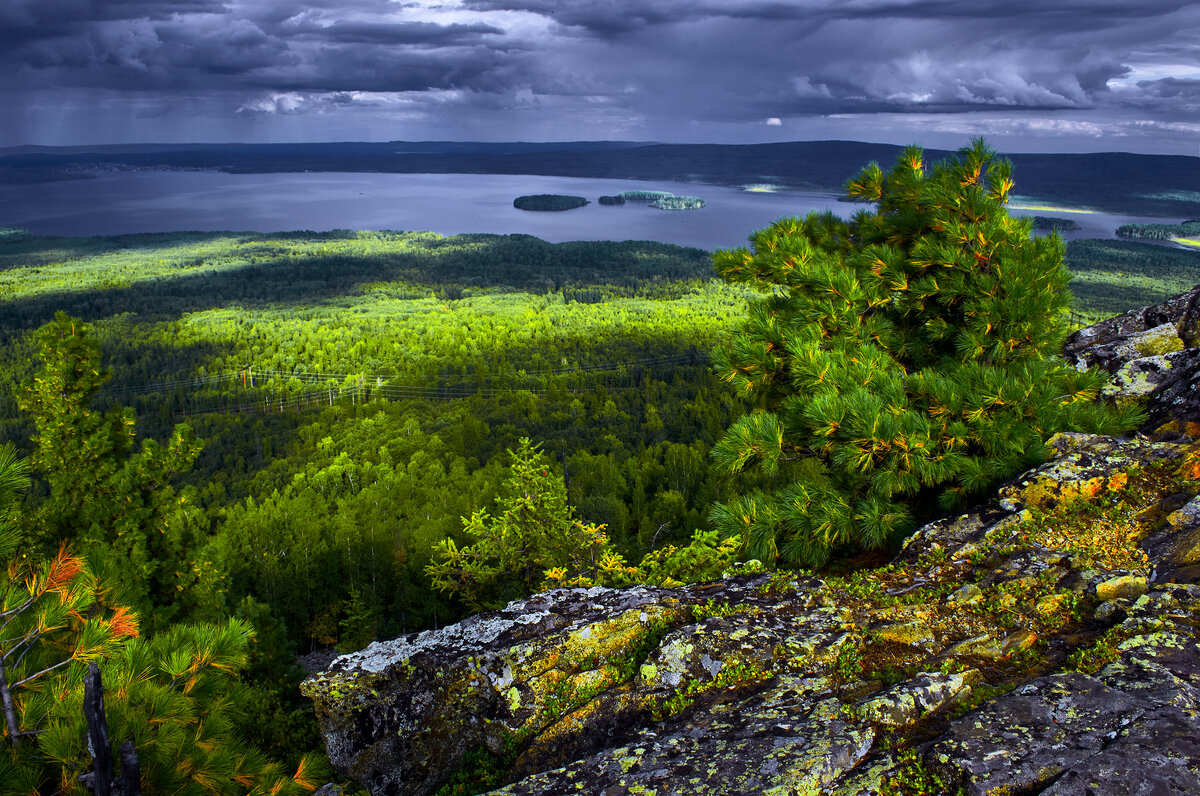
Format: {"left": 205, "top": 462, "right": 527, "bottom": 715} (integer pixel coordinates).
{"left": 0, "top": 170, "right": 1184, "bottom": 251}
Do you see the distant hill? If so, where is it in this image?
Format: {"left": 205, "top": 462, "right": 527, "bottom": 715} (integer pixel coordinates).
{"left": 3, "top": 140, "right": 1198, "bottom": 217}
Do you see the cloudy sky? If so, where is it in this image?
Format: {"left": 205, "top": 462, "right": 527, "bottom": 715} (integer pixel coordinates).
{"left": 2, "top": 0, "right": 1199, "bottom": 153}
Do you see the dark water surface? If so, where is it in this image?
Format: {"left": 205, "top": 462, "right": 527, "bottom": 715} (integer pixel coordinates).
{"left": 0, "top": 170, "right": 1180, "bottom": 250}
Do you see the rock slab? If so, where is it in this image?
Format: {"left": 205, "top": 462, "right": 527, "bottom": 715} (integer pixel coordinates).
{"left": 304, "top": 432, "right": 1200, "bottom": 795}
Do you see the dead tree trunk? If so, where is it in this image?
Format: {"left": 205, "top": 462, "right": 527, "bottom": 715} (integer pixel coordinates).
{"left": 119, "top": 741, "right": 142, "bottom": 796}
{"left": 80, "top": 664, "right": 141, "bottom": 796}
{"left": 83, "top": 663, "right": 114, "bottom": 796}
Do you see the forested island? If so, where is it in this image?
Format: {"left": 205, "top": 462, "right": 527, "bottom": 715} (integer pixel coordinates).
{"left": 618, "top": 190, "right": 675, "bottom": 201}
{"left": 512, "top": 194, "right": 589, "bottom": 211}
{"left": 510, "top": 191, "right": 703, "bottom": 213}
{"left": 617, "top": 190, "right": 705, "bottom": 210}
{"left": 1030, "top": 215, "right": 1081, "bottom": 231}
{"left": 2, "top": 140, "right": 1200, "bottom": 792}
{"left": 650, "top": 196, "right": 706, "bottom": 210}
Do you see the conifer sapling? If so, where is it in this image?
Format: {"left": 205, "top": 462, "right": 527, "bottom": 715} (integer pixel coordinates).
{"left": 709, "top": 139, "right": 1141, "bottom": 568}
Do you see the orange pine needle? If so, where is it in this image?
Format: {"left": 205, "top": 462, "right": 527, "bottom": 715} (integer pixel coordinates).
{"left": 107, "top": 606, "right": 140, "bottom": 639}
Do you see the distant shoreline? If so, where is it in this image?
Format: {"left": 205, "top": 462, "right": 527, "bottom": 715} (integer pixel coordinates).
{"left": 3, "top": 140, "right": 1198, "bottom": 218}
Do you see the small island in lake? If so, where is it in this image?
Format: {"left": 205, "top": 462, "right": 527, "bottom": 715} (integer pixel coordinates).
{"left": 1030, "top": 215, "right": 1081, "bottom": 231}
{"left": 618, "top": 190, "right": 676, "bottom": 201}
{"left": 513, "top": 194, "right": 589, "bottom": 211}
{"left": 651, "top": 195, "right": 705, "bottom": 211}
{"left": 598, "top": 195, "right": 625, "bottom": 205}
{"left": 617, "top": 189, "right": 705, "bottom": 211}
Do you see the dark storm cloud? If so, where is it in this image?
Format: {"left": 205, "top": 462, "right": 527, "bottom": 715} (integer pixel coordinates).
{"left": 281, "top": 20, "right": 504, "bottom": 46}
{"left": 252, "top": 46, "right": 514, "bottom": 94}
{"left": 0, "top": 0, "right": 224, "bottom": 26}
{"left": 460, "top": 0, "right": 1197, "bottom": 33}
{"left": 0, "top": 0, "right": 224, "bottom": 49}
{"left": 1130, "top": 78, "right": 1200, "bottom": 112}
{"left": 1141, "top": 78, "right": 1200, "bottom": 97}
{"left": 453, "top": 0, "right": 1196, "bottom": 119}
{"left": 1, "top": 0, "right": 517, "bottom": 95}
{"left": 2, "top": 0, "right": 1199, "bottom": 149}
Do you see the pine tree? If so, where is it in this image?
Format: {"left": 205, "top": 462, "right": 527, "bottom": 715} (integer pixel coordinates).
{"left": 0, "top": 444, "right": 139, "bottom": 790}
{"left": 35, "top": 620, "right": 329, "bottom": 796}
{"left": 709, "top": 140, "right": 1140, "bottom": 568}
{"left": 0, "top": 444, "right": 27, "bottom": 557}
{"left": 19, "top": 312, "right": 203, "bottom": 618}
{"left": 0, "top": 448, "right": 326, "bottom": 794}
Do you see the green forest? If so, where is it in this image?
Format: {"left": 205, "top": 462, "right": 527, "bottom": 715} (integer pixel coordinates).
{"left": 0, "top": 229, "right": 766, "bottom": 792}
{"left": 2, "top": 142, "right": 1199, "bottom": 793}
{"left": 1115, "top": 219, "right": 1200, "bottom": 241}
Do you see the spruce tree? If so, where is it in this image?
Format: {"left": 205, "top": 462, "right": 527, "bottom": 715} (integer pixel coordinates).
{"left": 709, "top": 140, "right": 1140, "bottom": 568}
{"left": 427, "top": 438, "right": 634, "bottom": 610}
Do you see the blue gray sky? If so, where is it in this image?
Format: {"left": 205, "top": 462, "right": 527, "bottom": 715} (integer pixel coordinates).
{"left": 2, "top": 0, "right": 1198, "bottom": 153}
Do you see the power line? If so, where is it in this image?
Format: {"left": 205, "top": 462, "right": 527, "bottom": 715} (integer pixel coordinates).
{"left": 90, "top": 350, "right": 712, "bottom": 418}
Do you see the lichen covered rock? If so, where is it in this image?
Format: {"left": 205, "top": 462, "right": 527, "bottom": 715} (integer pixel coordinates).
{"left": 301, "top": 585, "right": 691, "bottom": 795}
{"left": 1064, "top": 284, "right": 1200, "bottom": 428}
{"left": 305, "top": 431, "right": 1200, "bottom": 795}
{"left": 930, "top": 584, "right": 1200, "bottom": 794}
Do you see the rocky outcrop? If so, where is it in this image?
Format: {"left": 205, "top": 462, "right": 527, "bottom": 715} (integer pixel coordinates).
{"left": 1064, "top": 283, "right": 1200, "bottom": 429}
{"left": 303, "top": 432, "right": 1200, "bottom": 795}
{"left": 304, "top": 292, "right": 1200, "bottom": 796}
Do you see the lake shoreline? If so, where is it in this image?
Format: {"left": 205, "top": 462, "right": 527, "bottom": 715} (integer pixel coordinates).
{"left": 0, "top": 170, "right": 1191, "bottom": 252}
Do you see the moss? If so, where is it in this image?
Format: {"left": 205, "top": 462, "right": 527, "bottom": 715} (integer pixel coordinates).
{"left": 302, "top": 669, "right": 387, "bottom": 714}
{"left": 756, "top": 570, "right": 803, "bottom": 596}
{"left": 858, "top": 642, "right": 933, "bottom": 687}
{"left": 881, "top": 748, "right": 966, "bottom": 795}
{"left": 876, "top": 621, "right": 936, "bottom": 648}
{"left": 1064, "top": 627, "right": 1126, "bottom": 674}
{"left": 831, "top": 638, "right": 865, "bottom": 685}
{"left": 651, "top": 657, "right": 770, "bottom": 719}
{"left": 690, "top": 598, "right": 751, "bottom": 622}
{"left": 987, "top": 457, "right": 1197, "bottom": 577}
